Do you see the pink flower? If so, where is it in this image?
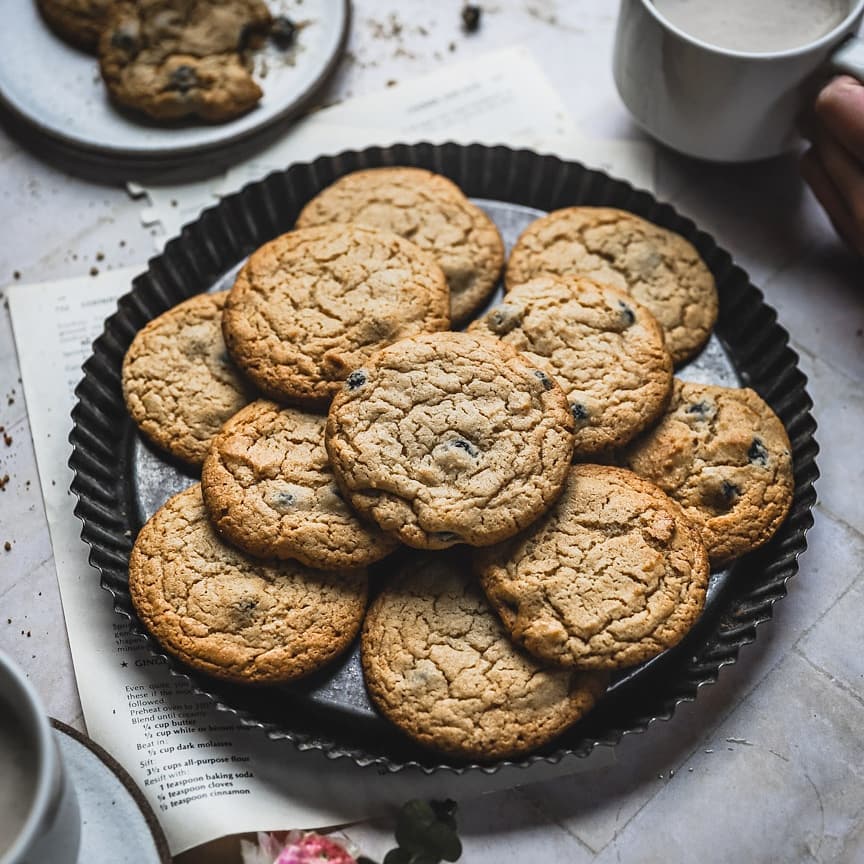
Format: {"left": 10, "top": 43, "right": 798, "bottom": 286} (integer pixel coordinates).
{"left": 273, "top": 832, "right": 358, "bottom": 864}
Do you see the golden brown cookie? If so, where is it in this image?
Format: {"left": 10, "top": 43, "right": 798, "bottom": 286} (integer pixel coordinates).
{"left": 475, "top": 464, "right": 709, "bottom": 670}
{"left": 325, "top": 331, "right": 576, "bottom": 550}
{"left": 201, "top": 400, "right": 399, "bottom": 568}
{"left": 469, "top": 275, "right": 673, "bottom": 457}
{"left": 36, "top": 0, "right": 111, "bottom": 52}
{"left": 222, "top": 224, "right": 450, "bottom": 404}
{"left": 122, "top": 291, "right": 255, "bottom": 468}
{"left": 361, "top": 552, "right": 608, "bottom": 760}
{"left": 129, "top": 484, "right": 368, "bottom": 684}
{"left": 619, "top": 380, "right": 794, "bottom": 566}
{"left": 99, "top": 0, "right": 271, "bottom": 122}
{"left": 506, "top": 207, "right": 718, "bottom": 365}
{"left": 295, "top": 167, "right": 505, "bottom": 326}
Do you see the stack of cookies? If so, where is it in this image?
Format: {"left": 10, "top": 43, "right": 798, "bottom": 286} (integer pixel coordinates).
{"left": 35, "top": 0, "right": 280, "bottom": 122}
{"left": 123, "top": 166, "right": 794, "bottom": 762}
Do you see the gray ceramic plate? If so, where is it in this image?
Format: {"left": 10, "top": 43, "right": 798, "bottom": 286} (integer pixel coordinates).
{"left": 52, "top": 720, "right": 171, "bottom": 864}
{"left": 0, "top": 0, "right": 348, "bottom": 166}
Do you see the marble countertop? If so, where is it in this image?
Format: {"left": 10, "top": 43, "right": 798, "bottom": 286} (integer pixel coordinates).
{"left": 2, "top": 2, "right": 864, "bottom": 862}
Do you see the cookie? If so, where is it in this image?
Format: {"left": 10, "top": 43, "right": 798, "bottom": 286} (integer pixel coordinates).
{"left": 129, "top": 484, "right": 368, "bottom": 684}
{"left": 325, "top": 331, "right": 575, "bottom": 550}
{"left": 619, "top": 380, "right": 794, "bottom": 566}
{"left": 469, "top": 275, "right": 673, "bottom": 457}
{"left": 99, "top": 0, "right": 271, "bottom": 122}
{"left": 361, "top": 552, "right": 608, "bottom": 760}
{"left": 201, "top": 400, "right": 399, "bottom": 568}
{"left": 222, "top": 224, "right": 450, "bottom": 403}
{"left": 475, "top": 464, "right": 709, "bottom": 670}
{"left": 295, "top": 167, "right": 505, "bottom": 326}
{"left": 122, "top": 291, "right": 254, "bottom": 468}
{"left": 506, "top": 207, "right": 718, "bottom": 365}
{"left": 36, "top": 0, "right": 111, "bottom": 52}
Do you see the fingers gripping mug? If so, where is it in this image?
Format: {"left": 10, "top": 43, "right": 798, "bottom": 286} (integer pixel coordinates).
{"left": 613, "top": 0, "right": 864, "bottom": 161}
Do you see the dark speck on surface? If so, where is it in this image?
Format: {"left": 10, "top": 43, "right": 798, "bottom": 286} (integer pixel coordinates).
{"left": 111, "top": 28, "right": 137, "bottom": 52}
{"left": 720, "top": 481, "right": 741, "bottom": 504}
{"left": 169, "top": 64, "right": 197, "bottom": 93}
{"left": 533, "top": 369, "right": 553, "bottom": 391}
{"left": 274, "top": 491, "right": 295, "bottom": 509}
{"left": 462, "top": 4, "right": 482, "bottom": 32}
{"left": 435, "top": 531, "right": 462, "bottom": 544}
{"left": 571, "top": 402, "right": 589, "bottom": 421}
{"left": 347, "top": 370, "right": 367, "bottom": 390}
{"left": 748, "top": 437, "right": 769, "bottom": 466}
{"left": 3, "top": 541, "right": 11, "bottom": 551}
{"left": 89, "top": 267, "right": 99, "bottom": 277}
{"left": 618, "top": 301, "right": 636, "bottom": 326}
{"left": 450, "top": 438, "right": 479, "bottom": 458}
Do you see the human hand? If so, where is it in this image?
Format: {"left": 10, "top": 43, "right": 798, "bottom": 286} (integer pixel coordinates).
{"left": 801, "top": 74, "right": 864, "bottom": 255}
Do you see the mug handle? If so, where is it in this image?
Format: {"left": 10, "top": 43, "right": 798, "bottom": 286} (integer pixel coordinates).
{"left": 828, "top": 35, "right": 864, "bottom": 79}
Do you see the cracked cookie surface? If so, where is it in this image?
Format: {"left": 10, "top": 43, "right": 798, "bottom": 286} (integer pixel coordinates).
{"left": 506, "top": 207, "right": 718, "bottom": 364}
{"left": 475, "top": 464, "right": 709, "bottom": 670}
{"left": 37, "top": 0, "right": 111, "bottom": 52}
{"left": 222, "top": 224, "right": 450, "bottom": 403}
{"left": 201, "top": 399, "right": 399, "bottom": 568}
{"left": 295, "top": 167, "right": 505, "bottom": 326}
{"left": 361, "top": 552, "right": 608, "bottom": 759}
{"left": 122, "top": 291, "right": 255, "bottom": 467}
{"left": 325, "top": 332, "right": 576, "bottom": 549}
{"left": 99, "top": 0, "right": 271, "bottom": 121}
{"left": 469, "top": 275, "right": 673, "bottom": 457}
{"left": 129, "top": 484, "right": 368, "bottom": 684}
{"left": 619, "top": 380, "right": 794, "bottom": 566}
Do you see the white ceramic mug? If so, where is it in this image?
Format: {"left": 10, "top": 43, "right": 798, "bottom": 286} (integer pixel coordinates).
{"left": 0, "top": 652, "right": 80, "bottom": 864}
{"left": 613, "top": 0, "right": 864, "bottom": 161}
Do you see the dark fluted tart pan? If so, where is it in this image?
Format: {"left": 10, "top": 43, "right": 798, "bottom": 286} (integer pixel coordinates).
{"left": 69, "top": 143, "right": 818, "bottom": 773}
